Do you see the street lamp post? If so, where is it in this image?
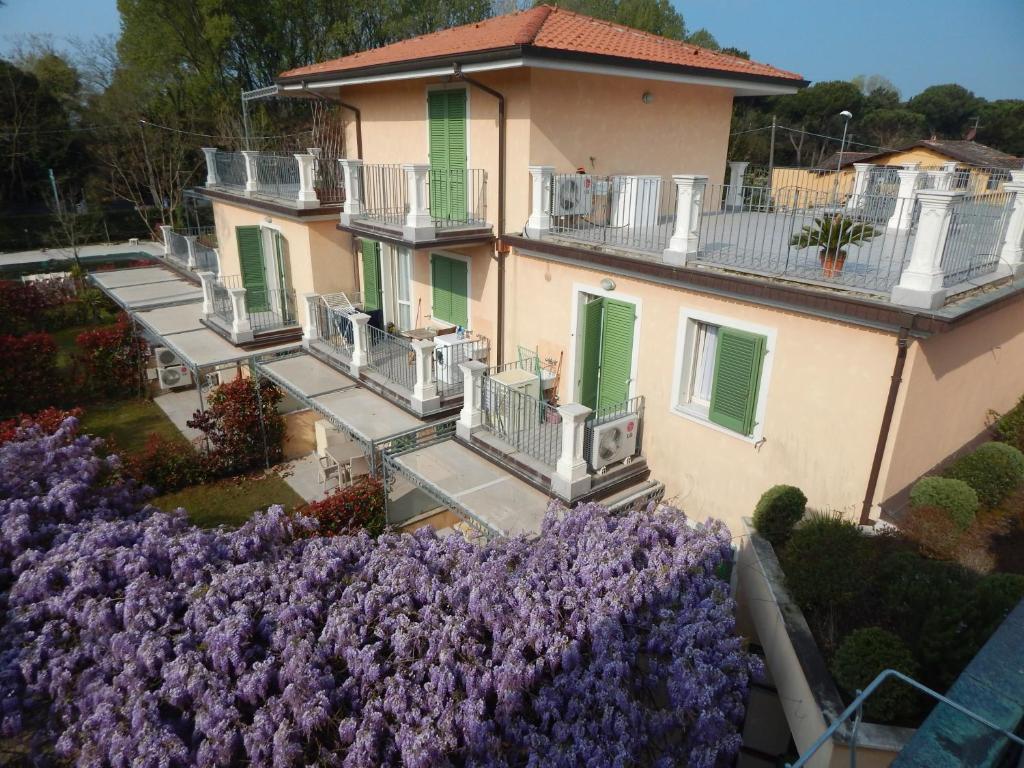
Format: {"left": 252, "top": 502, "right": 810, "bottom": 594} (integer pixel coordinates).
{"left": 833, "top": 110, "right": 853, "bottom": 205}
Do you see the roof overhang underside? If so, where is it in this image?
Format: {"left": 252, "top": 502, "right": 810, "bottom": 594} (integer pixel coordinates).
{"left": 278, "top": 48, "right": 805, "bottom": 97}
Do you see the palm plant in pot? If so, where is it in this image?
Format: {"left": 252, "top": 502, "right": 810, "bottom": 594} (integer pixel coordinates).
{"left": 790, "top": 214, "right": 878, "bottom": 277}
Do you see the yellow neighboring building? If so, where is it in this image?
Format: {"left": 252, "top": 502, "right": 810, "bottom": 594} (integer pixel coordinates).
{"left": 173, "top": 6, "right": 1024, "bottom": 537}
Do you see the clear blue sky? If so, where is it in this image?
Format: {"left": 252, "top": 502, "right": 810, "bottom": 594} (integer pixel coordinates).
{"left": 2, "top": 0, "right": 1021, "bottom": 100}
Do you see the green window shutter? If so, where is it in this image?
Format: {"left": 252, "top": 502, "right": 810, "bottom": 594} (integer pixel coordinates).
{"left": 445, "top": 91, "right": 467, "bottom": 221}
{"left": 578, "top": 298, "right": 604, "bottom": 410}
{"left": 709, "top": 327, "right": 766, "bottom": 435}
{"left": 428, "top": 92, "right": 450, "bottom": 219}
{"left": 597, "top": 298, "right": 635, "bottom": 409}
{"left": 236, "top": 225, "right": 268, "bottom": 312}
{"left": 448, "top": 257, "right": 468, "bottom": 327}
{"left": 428, "top": 90, "right": 468, "bottom": 221}
{"left": 431, "top": 254, "right": 451, "bottom": 323}
{"left": 361, "top": 240, "right": 382, "bottom": 311}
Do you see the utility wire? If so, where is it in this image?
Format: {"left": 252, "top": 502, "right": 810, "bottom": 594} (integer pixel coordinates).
{"left": 730, "top": 122, "right": 899, "bottom": 153}
{"left": 0, "top": 120, "right": 313, "bottom": 141}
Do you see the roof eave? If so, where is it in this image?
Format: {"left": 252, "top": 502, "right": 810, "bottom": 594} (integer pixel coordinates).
{"left": 276, "top": 44, "right": 807, "bottom": 95}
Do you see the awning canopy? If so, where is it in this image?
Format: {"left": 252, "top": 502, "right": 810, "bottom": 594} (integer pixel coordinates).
{"left": 388, "top": 440, "right": 551, "bottom": 538}
{"left": 90, "top": 265, "right": 203, "bottom": 309}
{"left": 132, "top": 302, "right": 206, "bottom": 336}
{"left": 164, "top": 329, "right": 300, "bottom": 372}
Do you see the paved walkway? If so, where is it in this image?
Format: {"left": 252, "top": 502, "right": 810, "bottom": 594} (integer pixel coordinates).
{"left": 154, "top": 389, "right": 208, "bottom": 444}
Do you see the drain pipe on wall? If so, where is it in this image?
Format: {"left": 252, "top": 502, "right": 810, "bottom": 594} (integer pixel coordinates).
{"left": 452, "top": 64, "right": 506, "bottom": 365}
{"left": 860, "top": 326, "right": 912, "bottom": 525}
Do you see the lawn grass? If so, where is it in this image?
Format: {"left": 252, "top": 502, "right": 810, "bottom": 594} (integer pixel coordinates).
{"left": 151, "top": 472, "right": 305, "bottom": 528}
{"left": 80, "top": 398, "right": 186, "bottom": 454}
{"left": 51, "top": 323, "right": 95, "bottom": 369}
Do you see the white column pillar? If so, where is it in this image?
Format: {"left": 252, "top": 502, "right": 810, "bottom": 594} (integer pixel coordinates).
{"left": 663, "top": 174, "right": 708, "bottom": 266}
{"left": 228, "top": 287, "right": 253, "bottom": 340}
{"left": 726, "top": 161, "right": 749, "bottom": 209}
{"left": 348, "top": 312, "right": 371, "bottom": 373}
{"left": 185, "top": 235, "right": 198, "bottom": 269}
{"left": 887, "top": 165, "right": 921, "bottom": 231}
{"left": 158, "top": 225, "right": 172, "bottom": 256}
{"left": 999, "top": 176, "right": 1024, "bottom": 277}
{"left": 411, "top": 339, "right": 438, "bottom": 410}
{"left": 402, "top": 163, "right": 434, "bottom": 240}
{"left": 846, "top": 163, "right": 873, "bottom": 209}
{"left": 525, "top": 165, "right": 555, "bottom": 238}
{"left": 301, "top": 293, "right": 320, "bottom": 344}
{"left": 457, "top": 360, "right": 487, "bottom": 440}
{"left": 293, "top": 153, "right": 319, "bottom": 207}
{"left": 306, "top": 147, "right": 322, "bottom": 158}
{"left": 211, "top": 248, "right": 221, "bottom": 279}
{"left": 241, "top": 150, "right": 260, "bottom": 195}
{"left": 339, "top": 158, "right": 364, "bottom": 224}
{"left": 552, "top": 403, "right": 593, "bottom": 501}
{"left": 890, "top": 190, "right": 961, "bottom": 309}
{"left": 197, "top": 271, "right": 216, "bottom": 316}
{"left": 201, "top": 148, "right": 219, "bottom": 186}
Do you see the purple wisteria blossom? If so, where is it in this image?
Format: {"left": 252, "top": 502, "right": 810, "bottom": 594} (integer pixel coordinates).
{"left": 1, "top": 418, "right": 758, "bottom": 767}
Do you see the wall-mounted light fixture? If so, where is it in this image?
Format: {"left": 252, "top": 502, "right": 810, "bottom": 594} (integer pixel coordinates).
{"left": 600, "top": 277, "right": 616, "bottom": 291}
{"left": 641, "top": 91, "right": 654, "bottom": 104}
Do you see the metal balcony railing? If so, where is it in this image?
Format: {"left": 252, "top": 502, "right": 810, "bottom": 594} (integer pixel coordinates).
{"left": 480, "top": 371, "right": 562, "bottom": 468}
{"left": 365, "top": 325, "right": 417, "bottom": 391}
{"left": 434, "top": 334, "right": 490, "bottom": 397}
{"left": 252, "top": 154, "right": 301, "bottom": 200}
{"left": 210, "top": 278, "right": 233, "bottom": 327}
{"left": 362, "top": 164, "right": 408, "bottom": 226}
{"left": 427, "top": 167, "right": 488, "bottom": 228}
{"left": 217, "top": 274, "right": 297, "bottom": 332}
{"left": 213, "top": 151, "right": 247, "bottom": 191}
{"left": 940, "top": 190, "right": 1013, "bottom": 286}
{"left": 356, "top": 164, "right": 488, "bottom": 230}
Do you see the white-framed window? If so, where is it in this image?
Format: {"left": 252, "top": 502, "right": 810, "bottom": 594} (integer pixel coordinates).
{"left": 672, "top": 309, "right": 776, "bottom": 442}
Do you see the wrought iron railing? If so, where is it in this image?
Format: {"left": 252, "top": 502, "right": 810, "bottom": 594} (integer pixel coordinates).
{"left": 697, "top": 184, "right": 916, "bottom": 293}
{"left": 313, "top": 153, "right": 345, "bottom": 204}
{"left": 165, "top": 229, "right": 190, "bottom": 267}
{"left": 365, "top": 324, "right": 416, "bottom": 391}
{"left": 214, "top": 151, "right": 247, "bottom": 190}
{"left": 210, "top": 278, "right": 233, "bottom": 327}
{"left": 362, "top": 164, "right": 408, "bottom": 226}
{"left": 252, "top": 154, "right": 301, "bottom": 201}
{"left": 434, "top": 334, "right": 490, "bottom": 397}
{"left": 583, "top": 396, "right": 644, "bottom": 472}
{"left": 311, "top": 299, "right": 357, "bottom": 360}
{"left": 216, "top": 274, "right": 297, "bottom": 332}
{"left": 940, "top": 191, "right": 1013, "bottom": 287}
{"left": 427, "top": 167, "right": 488, "bottom": 228}
{"left": 548, "top": 173, "right": 675, "bottom": 254}
{"left": 480, "top": 372, "right": 562, "bottom": 467}
{"left": 192, "top": 241, "right": 218, "bottom": 273}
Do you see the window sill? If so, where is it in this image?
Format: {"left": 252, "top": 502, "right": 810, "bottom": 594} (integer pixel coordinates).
{"left": 670, "top": 404, "right": 761, "bottom": 445}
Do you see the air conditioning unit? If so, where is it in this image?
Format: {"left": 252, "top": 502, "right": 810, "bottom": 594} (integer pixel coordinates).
{"left": 589, "top": 414, "right": 639, "bottom": 471}
{"left": 154, "top": 346, "right": 181, "bottom": 367}
{"left": 158, "top": 364, "right": 191, "bottom": 390}
{"left": 434, "top": 332, "right": 487, "bottom": 388}
{"left": 552, "top": 175, "right": 593, "bottom": 216}
{"left": 609, "top": 175, "right": 662, "bottom": 231}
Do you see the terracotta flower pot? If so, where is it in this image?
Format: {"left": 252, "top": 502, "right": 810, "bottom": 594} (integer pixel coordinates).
{"left": 819, "top": 249, "right": 847, "bottom": 278}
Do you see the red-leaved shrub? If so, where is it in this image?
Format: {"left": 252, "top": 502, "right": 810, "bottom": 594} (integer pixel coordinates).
{"left": 0, "top": 406, "right": 83, "bottom": 445}
{"left": 303, "top": 477, "right": 386, "bottom": 536}
{"left": 187, "top": 377, "right": 284, "bottom": 477}
{"left": 0, "top": 333, "right": 60, "bottom": 418}
{"left": 75, "top": 314, "right": 149, "bottom": 400}
{"left": 124, "top": 434, "right": 207, "bottom": 493}
{"left": 0, "top": 281, "right": 54, "bottom": 335}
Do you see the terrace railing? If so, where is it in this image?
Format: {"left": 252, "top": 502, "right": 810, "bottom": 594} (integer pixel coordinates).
{"left": 365, "top": 324, "right": 417, "bottom": 392}
{"left": 480, "top": 371, "right": 562, "bottom": 468}
{"left": 697, "top": 184, "right": 917, "bottom": 292}
{"left": 202, "top": 147, "right": 339, "bottom": 208}
{"left": 210, "top": 278, "right": 233, "bottom": 328}
{"left": 361, "top": 164, "right": 408, "bottom": 226}
{"left": 434, "top": 334, "right": 490, "bottom": 397}
{"left": 164, "top": 229, "right": 190, "bottom": 267}
{"left": 213, "top": 150, "right": 247, "bottom": 191}
{"left": 547, "top": 173, "right": 675, "bottom": 254}
{"left": 939, "top": 190, "right": 1013, "bottom": 286}
{"left": 427, "top": 167, "right": 488, "bottom": 228}
{"left": 217, "top": 274, "right": 297, "bottom": 333}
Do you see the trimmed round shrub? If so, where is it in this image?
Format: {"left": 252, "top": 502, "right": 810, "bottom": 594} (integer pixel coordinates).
{"left": 832, "top": 628, "right": 919, "bottom": 722}
{"left": 989, "top": 395, "right": 1024, "bottom": 453}
{"left": 909, "top": 476, "right": 978, "bottom": 530}
{"left": 752, "top": 484, "right": 807, "bottom": 549}
{"left": 781, "top": 514, "right": 872, "bottom": 650}
{"left": 899, "top": 505, "right": 963, "bottom": 560}
{"left": 944, "top": 442, "right": 1024, "bottom": 510}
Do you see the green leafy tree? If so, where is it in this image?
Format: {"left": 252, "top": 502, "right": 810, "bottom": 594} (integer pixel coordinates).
{"left": 774, "top": 81, "right": 864, "bottom": 166}
{"left": 976, "top": 99, "right": 1024, "bottom": 157}
{"left": 907, "top": 84, "right": 981, "bottom": 138}
{"left": 859, "top": 108, "right": 928, "bottom": 149}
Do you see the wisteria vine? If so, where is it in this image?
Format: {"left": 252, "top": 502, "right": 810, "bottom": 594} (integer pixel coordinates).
{"left": 1, "top": 418, "right": 758, "bottom": 767}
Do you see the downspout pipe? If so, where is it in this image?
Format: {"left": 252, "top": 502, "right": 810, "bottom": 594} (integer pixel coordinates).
{"left": 452, "top": 64, "right": 506, "bottom": 365}
{"left": 860, "top": 327, "right": 911, "bottom": 525}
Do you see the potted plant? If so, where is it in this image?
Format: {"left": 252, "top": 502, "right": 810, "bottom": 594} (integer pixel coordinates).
{"left": 790, "top": 214, "right": 877, "bottom": 277}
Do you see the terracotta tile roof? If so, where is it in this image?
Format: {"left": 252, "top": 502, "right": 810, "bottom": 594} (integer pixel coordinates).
{"left": 278, "top": 5, "right": 803, "bottom": 83}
